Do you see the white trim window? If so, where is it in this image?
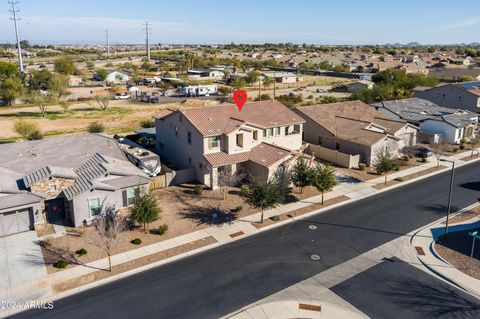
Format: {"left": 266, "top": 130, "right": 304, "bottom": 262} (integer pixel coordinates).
{"left": 88, "top": 198, "right": 101, "bottom": 217}
{"left": 125, "top": 188, "right": 136, "bottom": 206}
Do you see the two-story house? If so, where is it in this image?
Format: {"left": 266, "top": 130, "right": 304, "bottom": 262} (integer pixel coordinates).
{"left": 414, "top": 81, "right": 480, "bottom": 112}
{"left": 154, "top": 100, "right": 305, "bottom": 189}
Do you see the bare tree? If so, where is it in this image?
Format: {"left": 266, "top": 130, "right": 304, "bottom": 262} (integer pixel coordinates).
{"left": 217, "top": 166, "right": 245, "bottom": 200}
{"left": 90, "top": 206, "right": 125, "bottom": 272}
{"left": 94, "top": 94, "right": 111, "bottom": 111}
{"left": 432, "top": 140, "right": 447, "bottom": 167}
{"left": 59, "top": 101, "right": 70, "bottom": 115}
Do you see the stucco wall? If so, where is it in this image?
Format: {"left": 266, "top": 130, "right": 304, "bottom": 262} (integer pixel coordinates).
{"left": 415, "top": 85, "right": 480, "bottom": 112}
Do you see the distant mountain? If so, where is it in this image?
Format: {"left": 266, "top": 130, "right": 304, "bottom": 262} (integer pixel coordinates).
{"left": 384, "top": 42, "right": 422, "bottom": 47}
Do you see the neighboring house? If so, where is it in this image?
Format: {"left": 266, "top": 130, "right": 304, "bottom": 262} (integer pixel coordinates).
{"left": 344, "top": 80, "right": 374, "bottom": 93}
{"left": 0, "top": 134, "right": 151, "bottom": 235}
{"left": 372, "top": 98, "right": 478, "bottom": 144}
{"left": 294, "top": 101, "right": 418, "bottom": 165}
{"left": 262, "top": 72, "right": 302, "bottom": 84}
{"left": 187, "top": 69, "right": 224, "bottom": 79}
{"left": 154, "top": 100, "right": 305, "bottom": 189}
{"left": 414, "top": 81, "right": 480, "bottom": 112}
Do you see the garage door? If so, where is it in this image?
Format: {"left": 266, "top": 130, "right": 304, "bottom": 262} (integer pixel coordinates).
{"left": 0, "top": 209, "right": 32, "bottom": 237}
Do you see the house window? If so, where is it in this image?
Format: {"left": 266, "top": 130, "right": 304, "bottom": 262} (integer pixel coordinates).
{"left": 209, "top": 136, "right": 220, "bottom": 149}
{"left": 124, "top": 188, "right": 136, "bottom": 206}
{"left": 49, "top": 184, "right": 57, "bottom": 192}
{"left": 293, "top": 124, "right": 301, "bottom": 134}
{"left": 335, "top": 143, "right": 340, "bottom": 150}
{"left": 262, "top": 129, "right": 267, "bottom": 138}
{"left": 236, "top": 133, "right": 244, "bottom": 147}
{"left": 275, "top": 127, "right": 281, "bottom": 136}
{"left": 285, "top": 126, "right": 289, "bottom": 135}
{"left": 267, "top": 128, "right": 274, "bottom": 137}
{"left": 187, "top": 131, "right": 192, "bottom": 144}
{"left": 88, "top": 198, "right": 101, "bottom": 217}
{"left": 317, "top": 136, "right": 323, "bottom": 145}
{"left": 253, "top": 130, "right": 258, "bottom": 141}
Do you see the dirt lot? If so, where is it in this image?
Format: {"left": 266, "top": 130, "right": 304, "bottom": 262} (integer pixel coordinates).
{"left": 0, "top": 98, "right": 220, "bottom": 140}
{"left": 52, "top": 236, "right": 216, "bottom": 293}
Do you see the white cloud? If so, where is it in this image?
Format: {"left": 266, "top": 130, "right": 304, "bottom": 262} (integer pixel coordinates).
{"left": 442, "top": 17, "right": 480, "bottom": 30}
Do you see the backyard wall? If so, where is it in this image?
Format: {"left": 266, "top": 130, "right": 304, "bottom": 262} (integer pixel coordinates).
{"left": 305, "top": 144, "right": 360, "bottom": 168}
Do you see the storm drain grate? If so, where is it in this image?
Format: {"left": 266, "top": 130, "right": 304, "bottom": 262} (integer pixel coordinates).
{"left": 310, "top": 254, "right": 321, "bottom": 261}
{"left": 299, "top": 303, "right": 322, "bottom": 312}
{"left": 415, "top": 246, "right": 425, "bottom": 256}
{"left": 229, "top": 231, "right": 245, "bottom": 238}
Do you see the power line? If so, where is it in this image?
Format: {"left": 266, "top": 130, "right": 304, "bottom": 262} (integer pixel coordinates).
{"left": 144, "top": 21, "right": 151, "bottom": 61}
{"left": 8, "top": 0, "right": 24, "bottom": 72}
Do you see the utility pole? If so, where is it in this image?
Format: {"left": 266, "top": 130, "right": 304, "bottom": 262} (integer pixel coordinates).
{"left": 8, "top": 0, "right": 24, "bottom": 73}
{"left": 144, "top": 21, "right": 151, "bottom": 61}
{"left": 440, "top": 158, "right": 455, "bottom": 239}
{"left": 106, "top": 29, "right": 110, "bottom": 59}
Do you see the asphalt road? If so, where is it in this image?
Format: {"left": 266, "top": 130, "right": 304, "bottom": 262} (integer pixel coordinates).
{"left": 332, "top": 257, "right": 480, "bottom": 318}
{"left": 9, "top": 162, "right": 480, "bottom": 319}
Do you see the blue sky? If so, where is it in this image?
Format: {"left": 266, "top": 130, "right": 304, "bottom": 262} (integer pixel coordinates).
{"left": 0, "top": 0, "right": 479, "bottom": 45}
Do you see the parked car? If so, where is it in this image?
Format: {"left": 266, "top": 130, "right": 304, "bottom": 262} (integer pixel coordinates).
{"left": 417, "top": 147, "right": 433, "bottom": 157}
{"left": 115, "top": 93, "right": 130, "bottom": 100}
{"left": 316, "top": 88, "right": 327, "bottom": 93}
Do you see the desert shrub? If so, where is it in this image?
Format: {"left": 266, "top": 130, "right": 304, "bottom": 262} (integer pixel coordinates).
{"left": 130, "top": 238, "right": 142, "bottom": 245}
{"left": 88, "top": 121, "right": 105, "bottom": 133}
{"left": 358, "top": 163, "right": 366, "bottom": 171}
{"left": 54, "top": 260, "right": 69, "bottom": 269}
{"left": 75, "top": 248, "right": 88, "bottom": 256}
{"left": 27, "top": 130, "right": 43, "bottom": 140}
{"left": 194, "top": 185, "right": 203, "bottom": 195}
{"left": 452, "top": 148, "right": 458, "bottom": 153}
{"left": 394, "top": 177, "right": 404, "bottom": 182}
{"left": 270, "top": 215, "right": 280, "bottom": 221}
{"left": 232, "top": 205, "right": 243, "bottom": 212}
{"left": 157, "top": 224, "right": 168, "bottom": 235}
{"left": 460, "top": 144, "right": 465, "bottom": 150}
{"left": 140, "top": 119, "right": 155, "bottom": 128}
{"left": 240, "top": 184, "right": 250, "bottom": 196}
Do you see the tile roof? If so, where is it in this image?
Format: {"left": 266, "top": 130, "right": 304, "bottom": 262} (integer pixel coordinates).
{"left": 203, "top": 142, "right": 294, "bottom": 168}
{"left": 23, "top": 165, "right": 77, "bottom": 188}
{"left": 176, "top": 100, "right": 305, "bottom": 137}
{"left": 295, "top": 100, "right": 408, "bottom": 146}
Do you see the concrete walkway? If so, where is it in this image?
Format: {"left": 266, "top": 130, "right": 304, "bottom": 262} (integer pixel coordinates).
{"left": 4, "top": 148, "right": 480, "bottom": 318}
{"left": 412, "top": 203, "right": 480, "bottom": 299}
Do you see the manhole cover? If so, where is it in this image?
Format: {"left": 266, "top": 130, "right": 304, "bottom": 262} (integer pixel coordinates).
{"left": 310, "top": 254, "right": 321, "bottom": 261}
{"left": 309, "top": 225, "right": 318, "bottom": 230}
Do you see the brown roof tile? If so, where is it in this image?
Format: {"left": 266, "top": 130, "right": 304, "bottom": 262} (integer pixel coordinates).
{"left": 181, "top": 100, "right": 305, "bottom": 136}
{"left": 203, "top": 142, "right": 293, "bottom": 168}
{"left": 295, "top": 100, "right": 408, "bottom": 146}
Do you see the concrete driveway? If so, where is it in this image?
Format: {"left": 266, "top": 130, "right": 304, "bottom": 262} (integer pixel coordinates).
{"left": 0, "top": 231, "right": 51, "bottom": 303}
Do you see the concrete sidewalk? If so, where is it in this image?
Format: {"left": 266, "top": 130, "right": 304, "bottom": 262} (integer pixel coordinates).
{"left": 4, "top": 148, "right": 480, "bottom": 317}
{"left": 411, "top": 204, "right": 480, "bottom": 299}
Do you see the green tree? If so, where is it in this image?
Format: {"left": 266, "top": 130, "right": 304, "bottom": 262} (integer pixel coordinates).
{"left": 232, "top": 78, "right": 246, "bottom": 90}
{"left": 311, "top": 163, "right": 337, "bottom": 204}
{"left": 54, "top": 57, "right": 76, "bottom": 75}
{"left": 0, "top": 77, "right": 24, "bottom": 106}
{"left": 245, "top": 71, "right": 260, "bottom": 84}
{"left": 374, "top": 148, "right": 399, "bottom": 184}
{"left": 130, "top": 189, "right": 161, "bottom": 231}
{"left": 243, "top": 178, "right": 288, "bottom": 223}
{"left": 0, "top": 61, "right": 18, "bottom": 80}
{"left": 291, "top": 157, "right": 314, "bottom": 194}
{"left": 95, "top": 68, "right": 109, "bottom": 81}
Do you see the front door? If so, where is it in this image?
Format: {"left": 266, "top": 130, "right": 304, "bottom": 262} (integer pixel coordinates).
{"left": 45, "top": 198, "right": 65, "bottom": 223}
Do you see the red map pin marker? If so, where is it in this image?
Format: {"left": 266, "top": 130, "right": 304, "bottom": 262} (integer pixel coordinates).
{"left": 233, "top": 89, "right": 247, "bottom": 112}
